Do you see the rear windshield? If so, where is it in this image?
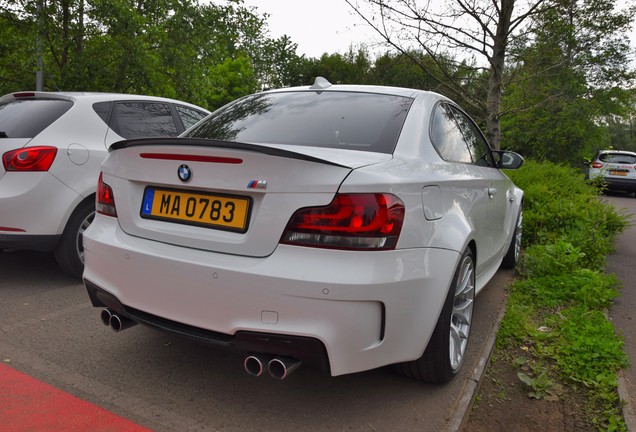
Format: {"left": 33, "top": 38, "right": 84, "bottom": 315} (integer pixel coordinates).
{"left": 0, "top": 98, "right": 73, "bottom": 138}
{"left": 186, "top": 91, "right": 413, "bottom": 154}
{"left": 599, "top": 153, "right": 636, "bottom": 164}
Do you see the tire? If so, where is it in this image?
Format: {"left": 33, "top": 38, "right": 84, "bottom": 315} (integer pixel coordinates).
{"left": 54, "top": 199, "right": 95, "bottom": 279}
{"left": 501, "top": 204, "right": 523, "bottom": 269}
{"left": 395, "top": 248, "right": 476, "bottom": 383}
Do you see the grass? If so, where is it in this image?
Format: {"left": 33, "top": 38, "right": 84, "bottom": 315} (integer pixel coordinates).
{"left": 496, "top": 159, "right": 630, "bottom": 430}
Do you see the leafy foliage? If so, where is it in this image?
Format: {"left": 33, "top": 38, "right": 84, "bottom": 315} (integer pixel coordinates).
{"left": 496, "top": 159, "right": 630, "bottom": 428}
{"left": 0, "top": 0, "right": 301, "bottom": 110}
{"left": 501, "top": 0, "right": 635, "bottom": 165}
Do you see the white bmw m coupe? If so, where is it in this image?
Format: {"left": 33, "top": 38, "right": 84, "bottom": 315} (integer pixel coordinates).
{"left": 83, "top": 78, "right": 524, "bottom": 382}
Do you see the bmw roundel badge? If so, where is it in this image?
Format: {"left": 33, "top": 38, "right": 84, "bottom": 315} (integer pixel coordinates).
{"left": 178, "top": 164, "right": 192, "bottom": 183}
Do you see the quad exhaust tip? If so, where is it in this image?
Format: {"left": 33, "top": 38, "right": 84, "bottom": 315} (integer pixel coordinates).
{"left": 244, "top": 354, "right": 301, "bottom": 379}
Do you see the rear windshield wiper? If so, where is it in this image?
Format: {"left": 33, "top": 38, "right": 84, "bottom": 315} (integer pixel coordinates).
{"left": 0, "top": 131, "right": 7, "bottom": 138}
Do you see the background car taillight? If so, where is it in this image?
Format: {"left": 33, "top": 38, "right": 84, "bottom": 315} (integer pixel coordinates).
{"left": 281, "top": 193, "right": 405, "bottom": 250}
{"left": 96, "top": 173, "right": 117, "bottom": 217}
{"left": 2, "top": 146, "right": 57, "bottom": 171}
{"left": 591, "top": 162, "right": 603, "bottom": 169}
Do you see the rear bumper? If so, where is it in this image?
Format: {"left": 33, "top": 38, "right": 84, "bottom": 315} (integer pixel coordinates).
{"left": 603, "top": 177, "right": 636, "bottom": 192}
{"left": 0, "top": 171, "right": 82, "bottom": 239}
{"left": 588, "top": 169, "right": 636, "bottom": 192}
{"left": 83, "top": 214, "right": 460, "bottom": 376}
{"left": 0, "top": 233, "right": 60, "bottom": 251}
{"left": 85, "top": 279, "right": 331, "bottom": 373}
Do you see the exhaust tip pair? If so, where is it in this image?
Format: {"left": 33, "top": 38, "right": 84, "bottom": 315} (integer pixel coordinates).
{"left": 244, "top": 354, "right": 301, "bottom": 380}
{"left": 100, "top": 308, "right": 137, "bottom": 332}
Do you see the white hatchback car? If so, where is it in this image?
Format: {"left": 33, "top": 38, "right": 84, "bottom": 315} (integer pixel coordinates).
{"left": 83, "top": 79, "right": 524, "bottom": 382}
{"left": 0, "top": 92, "right": 209, "bottom": 277}
{"left": 586, "top": 149, "right": 636, "bottom": 195}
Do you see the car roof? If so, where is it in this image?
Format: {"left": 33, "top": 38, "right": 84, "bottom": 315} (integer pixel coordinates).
{"left": 0, "top": 91, "right": 209, "bottom": 112}
{"left": 598, "top": 149, "right": 636, "bottom": 156}
{"left": 261, "top": 77, "right": 443, "bottom": 100}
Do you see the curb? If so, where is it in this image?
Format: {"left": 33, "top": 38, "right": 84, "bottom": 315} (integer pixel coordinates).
{"left": 446, "top": 294, "right": 509, "bottom": 432}
{"left": 618, "top": 371, "right": 636, "bottom": 431}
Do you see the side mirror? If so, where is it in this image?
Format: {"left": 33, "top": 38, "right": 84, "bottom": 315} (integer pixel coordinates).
{"left": 494, "top": 151, "right": 524, "bottom": 169}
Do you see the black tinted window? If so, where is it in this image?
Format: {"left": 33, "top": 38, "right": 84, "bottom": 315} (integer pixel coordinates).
{"left": 110, "top": 102, "right": 178, "bottom": 139}
{"left": 0, "top": 99, "right": 73, "bottom": 138}
{"left": 176, "top": 105, "right": 207, "bottom": 129}
{"left": 450, "top": 106, "right": 495, "bottom": 167}
{"left": 186, "top": 91, "right": 413, "bottom": 154}
{"left": 93, "top": 101, "right": 112, "bottom": 125}
{"left": 599, "top": 153, "right": 636, "bottom": 164}
{"left": 430, "top": 103, "right": 472, "bottom": 163}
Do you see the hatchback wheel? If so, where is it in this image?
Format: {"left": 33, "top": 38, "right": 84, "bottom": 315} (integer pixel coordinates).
{"left": 395, "top": 248, "right": 475, "bottom": 382}
{"left": 54, "top": 200, "right": 95, "bottom": 278}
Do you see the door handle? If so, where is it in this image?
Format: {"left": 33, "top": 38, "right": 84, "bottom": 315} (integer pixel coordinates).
{"left": 488, "top": 187, "right": 497, "bottom": 198}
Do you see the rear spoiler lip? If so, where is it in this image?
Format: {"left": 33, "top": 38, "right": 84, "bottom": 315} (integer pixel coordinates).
{"left": 109, "top": 137, "right": 350, "bottom": 169}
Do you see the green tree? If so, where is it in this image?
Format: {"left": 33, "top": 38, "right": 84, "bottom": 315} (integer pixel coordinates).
{"left": 0, "top": 1, "right": 40, "bottom": 93}
{"left": 345, "top": 0, "right": 551, "bottom": 149}
{"left": 501, "top": 0, "right": 635, "bottom": 164}
{"left": 293, "top": 48, "right": 374, "bottom": 86}
{"left": 0, "top": 0, "right": 300, "bottom": 109}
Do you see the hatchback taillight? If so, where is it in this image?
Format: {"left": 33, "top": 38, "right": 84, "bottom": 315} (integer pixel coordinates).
{"left": 281, "top": 193, "right": 405, "bottom": 250}
{"left": 2, "top": 146, "right": 57, "bottom": 171}
{"left": 591, "top": 162, "right": 603, "bottom": 169}
{"left": 96, "top": 173, "right": 117, "bottom": 217}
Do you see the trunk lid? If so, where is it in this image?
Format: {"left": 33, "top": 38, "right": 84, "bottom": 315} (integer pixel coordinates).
{"left": 104, "top": 138, "right": 391, "bottom": 257}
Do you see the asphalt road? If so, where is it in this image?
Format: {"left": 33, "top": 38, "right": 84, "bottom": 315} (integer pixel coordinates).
{"left": 605, "top": 193, "right": 636, "bottom": 430}
{"left": 0, "top": 245, "right": 513, "bottom": 431}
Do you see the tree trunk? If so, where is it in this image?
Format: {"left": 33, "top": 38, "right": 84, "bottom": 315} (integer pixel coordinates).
{"left": 485, "top": 0, "right": 515, "bottom": 150}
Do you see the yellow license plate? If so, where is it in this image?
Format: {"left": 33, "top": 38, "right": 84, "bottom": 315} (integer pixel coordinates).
{"left": 610, "top": 170, "right": 628, "bottom": 176}
{"left": 140, "top": 187, "right": 251, "bottom": 232}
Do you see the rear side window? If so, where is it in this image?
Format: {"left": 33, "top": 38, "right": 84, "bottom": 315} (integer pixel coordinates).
{"left": 430, "top": 103, "right": 472, "bottom": 163}
{"left": 186, "top": 91, "right": 413, "bottom": 154}
{"left": 93, "top": 101, "right": 112, "bottom": 124}
{"left": 430, "top": 103, "right": 494, "bottom": 167}
{"left": 599, "top": 153, "right": 636, "bottom": 164}
{"left": 110, "top": 102, "right": 178, "bottom": 139}
{"left": 0, "top": 99, "right": 73, "bottom": 138}
{"left": 176, "top": 105, "right": 207, "bottom": 129}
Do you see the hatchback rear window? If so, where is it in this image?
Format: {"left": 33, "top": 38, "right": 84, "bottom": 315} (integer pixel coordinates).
{"left": 0, "top": 99, "right": 73, "bottom": 138}
{"left": 599, "top": 153, "right": 636, "bottom": 164}
{"left": 186, "top": 91, "right": 413, "bottom": 154}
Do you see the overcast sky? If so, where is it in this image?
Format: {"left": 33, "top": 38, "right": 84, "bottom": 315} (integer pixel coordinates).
{"left": 240, "top": 0, "right": 636, "bottom": 64}
{"left": 241, "top": 0, "right": 380, "bottom": 58}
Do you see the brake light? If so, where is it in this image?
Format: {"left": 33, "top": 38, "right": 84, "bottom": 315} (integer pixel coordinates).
{"left": 2, "top": 146, "right": 57, "bottom": 171}
{"left": 281, "top": 193, "right": 405, "bottom": 250}
{"left": 96, "top": 173, "right": 117, "bottom": 217}
{"left": 591, "top": 162, "right": 603, "bottom": 168}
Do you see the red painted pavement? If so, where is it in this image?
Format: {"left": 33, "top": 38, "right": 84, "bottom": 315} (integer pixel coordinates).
{"left": 0, "top": 364, "right": 152, "bottom": 432}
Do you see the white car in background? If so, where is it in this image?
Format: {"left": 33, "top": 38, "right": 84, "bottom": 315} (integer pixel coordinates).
{"left": 0, "top": 92, "right": 209, "bottom": 277}
{"left": 586, "top": 149, "right": 636, "bottom": 196}
{"left": 83, "top": 78, "right": 524, "bottom": 382}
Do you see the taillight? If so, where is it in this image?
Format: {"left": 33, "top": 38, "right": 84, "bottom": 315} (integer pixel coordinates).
{"left": 96, "top": 173, "right": 117, "bottom": 217}
{"left": 2, "top": 146, "right": 57, "bottom": 171}
{"left": 591, "top": 162, "right": 603, "bottom": 169}
{"left": 281, "top": 193, "right": 405, "bottom": 250}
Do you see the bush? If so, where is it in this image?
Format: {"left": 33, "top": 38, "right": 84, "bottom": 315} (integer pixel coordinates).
{"left": 495, "top": 158, "right": 630, "bottom": 428}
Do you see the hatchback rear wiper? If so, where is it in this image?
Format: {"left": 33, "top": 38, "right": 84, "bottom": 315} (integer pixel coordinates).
{"left": 0, "top": 131, "right": 7, "bottom": 138}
